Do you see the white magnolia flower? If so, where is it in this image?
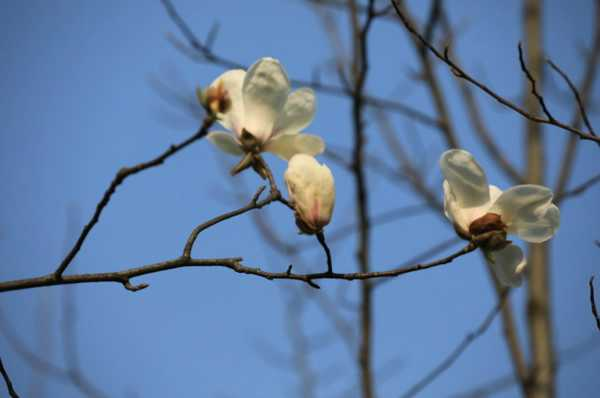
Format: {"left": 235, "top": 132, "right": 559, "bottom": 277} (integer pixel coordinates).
{"left": 440, "top": 149, "right": 560, "bottom": 287}
{"left": 285, "top": 154, "right": 335, "bottom": 234}
{"left": 205, "top": 57, "right": 325, "bottom": 160}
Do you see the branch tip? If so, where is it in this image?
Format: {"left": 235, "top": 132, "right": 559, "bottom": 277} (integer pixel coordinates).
{"left": 123, "top": 281, "right": 150, "bottom": 292}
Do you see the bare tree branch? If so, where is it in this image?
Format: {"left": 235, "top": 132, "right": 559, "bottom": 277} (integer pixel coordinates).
{"left": 54, "top": 115, "right": 215, "bottom": 278}
{"left": 0, "top": 241, "right": 479, "bottom": 293}
{"left": 161, "top": 0, "right": 443, "bottom": 130}
{"left": 395, "top": 0, "right": 460, "bottom": 149}
{"left": 547, "top": 60, "right": 596, "bottom": 137}
{"left": 390, "top": 0, "right": 600, "bottom": 145}
{"left": 556, "top": 172, "right": 600, "bottom": 203}
{"left": 554, "top": 1, "right": 600, "bottom": 198}
{"left": 437, "top": 6, "right": 524, "bottom": 183}
{"left": 590, "top": 276, "right": 600, "bottom": 332}
{"left": 451, "top": 333, "right": 600, "bottom": 398}
{"left": 0, "top": 354, "right": 19, "bottom": 398}
{"left": 399, "top": 289, "right": 510, "bottom": 398}
{"left": 348, "top": 0, "right": 377, "bottom": 396}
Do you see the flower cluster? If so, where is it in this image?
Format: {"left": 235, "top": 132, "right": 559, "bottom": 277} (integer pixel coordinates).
{"left": 204, "top": 57, "right": 335, "bottom": 234}
{"left": 440, "top": 149, "right": 560, "bottom": 286}
{"left": 202, "top": 58, "right": 561, "bottom": 286}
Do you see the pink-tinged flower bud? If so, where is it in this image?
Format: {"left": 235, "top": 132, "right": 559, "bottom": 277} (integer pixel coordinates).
{"left": 284, "top": 154, "right": 335, "bottom": 234}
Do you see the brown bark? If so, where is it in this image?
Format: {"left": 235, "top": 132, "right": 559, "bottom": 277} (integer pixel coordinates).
{"left": 523, "top": 0, "right": 555, "bottom": 396}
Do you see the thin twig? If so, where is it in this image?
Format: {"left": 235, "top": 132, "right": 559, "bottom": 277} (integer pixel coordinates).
{"left": 517, "top": 42, "right": 555, "bottom": 122}
{"left": 54, "top": 115, "right": 215, "bottom": 278}
{"left": 390, "top": 0, "right": 600, "bottom": 145}
{"left": 554, "top": 0, "right": 600, "bottom": 198}
{"left": 0, "top": 355, "right": 19, "bottom": 398}
{"left": 451, "top": 333, "right": 600, "bottom": 397}
{"left": 547, "top": 59, "right": 596, "bottom": 136}
{"left": 160, "top": 0, "right": 443, "bottom": 129}
{"left": 590, "top": 276, "right": 600, "bottom": 332}
{"left": 439, "top": 4, "right": 523, "bottom": 183}
{"left": 397, "top": 0, "right": 460, "bottom": 149}
{"left": 556, "top": 172, "right": 600, "bottom": 203}
{"left": 316, "top": 231, "right": 334, "bottom": 273}
{"left": 399, "top": 289, "right": 510, "bottom": 398}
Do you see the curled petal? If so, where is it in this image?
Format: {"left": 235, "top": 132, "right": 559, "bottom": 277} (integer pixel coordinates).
{"left": 206, "top": 131, "right": 244, "bottom": 156}
{"left": 443, "top": 181, "right": 502, "bottom": 233}
{"left": 489, "top": 185, "right": 560, "bottom": 243}
{"left": 272, "top": 88, "right": 316, "bottom": 136}
{"left": 207, "top": 69, "right": 245, "bottom": 135}
{"left": 487, "top": 244, "right": 527, "bottom": 287}
{"left": 263, "top": 133, "right": 324, "bottom": 160}
{"left": 440, "top": 149, "right": 490, "bottom": 207}
{"left": 242, "top": 57, "right": 290, "bottom": 143}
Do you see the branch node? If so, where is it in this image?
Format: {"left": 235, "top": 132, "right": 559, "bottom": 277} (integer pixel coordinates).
{"left": 306, "top": 279, "right": 321, "bottom": 289}
{"left": 123, "top": 280, "right": 149, "bottom": 292}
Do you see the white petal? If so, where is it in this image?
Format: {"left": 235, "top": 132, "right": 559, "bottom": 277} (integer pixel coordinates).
{"left": 206, "top": 131, "right": 244, "bottom": 156}
{"left": 263, "top": 133, "right": 325, "bottom": 160}
{"left": 207, "top": 69, "right": 245, "bottom": 135}
{"left": 272, "top": 88, "right": 316, "bottom": 136}
{"left": 439, "top": 149, "right": 490, "bottom": 207}
{"left": 443, "top": 181, "right": 501, "bottom": 232}
{"left": 489, "top": 185, "right": 560, "bottom": 243}
{"left": 242, "top": 58, "right": 290, "bottom": 143}
{"left": 487, "top": 245, "right": 527, "bottom": 287}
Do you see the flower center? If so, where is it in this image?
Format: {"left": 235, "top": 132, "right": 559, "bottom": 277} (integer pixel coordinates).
{"left": 240, "top": 129, "right": 262, "bottom": 153}
{"left": 468, "top": 213, "right": 510, "bottom": 251}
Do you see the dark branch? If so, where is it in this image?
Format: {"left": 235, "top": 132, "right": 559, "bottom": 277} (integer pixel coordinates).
{"left": 590, "top": 276, "right": 600, "bottom": 332}
{"left": 0, "top": 242, "right": 478, "bottom": 293}
{"left": 547, "top": 59, "right": 596, "bottom": 137}
{"left": 517, "top": 42, "right": 556, "bottom": 122}
{"left": 54, "top": 115, "right": 215, "bottom": 278}
{"left": 0, "top": 355, "right": 19, "bottom": 398}
{"left": 160, "top": 0, "right": 443, "bottom": 129}
{"left": 390, "top": 0, "right": 600, "bottom": 145}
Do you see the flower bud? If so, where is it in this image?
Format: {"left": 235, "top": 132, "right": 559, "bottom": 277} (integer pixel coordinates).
{"left": 284, "top": 154, "right": 335, "bottom": 234}
{"left": 200, "top": 80, "right": 231, "bottom": 115}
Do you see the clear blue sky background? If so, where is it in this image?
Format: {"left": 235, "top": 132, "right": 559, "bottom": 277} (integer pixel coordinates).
{"left": 1, "top": 0, "right": 598, "bottom": 397}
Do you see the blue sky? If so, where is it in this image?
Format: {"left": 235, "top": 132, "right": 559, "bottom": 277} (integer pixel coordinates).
{"left": 1, "top": 0, "right": 599, "bottom": 397}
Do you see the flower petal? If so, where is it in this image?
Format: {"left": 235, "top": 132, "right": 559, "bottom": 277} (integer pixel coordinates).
{"left": 439, "top": 149, "right": 490, "bottom": 207}
{"left": 263, "top": 133, "right": 325, "bottom": 160}
{"left": 487, "top": 245, "right": 527, "bottom": 287}
{"left": 242, "top": 57, "right": 290, "bottom": 143}
{"left": 208, "top": 69, "right": 245, "bottom": 135}
{"left": 489, "top": 185, "right": 560, "bottom": 243}
{"left": 443, "top": 181, "right": 501, "bottom": 233}
{"left": 206, "top": 131, "right": 244, "bottom": 156}
{"left": 272, "top": 88, "right": 316, "bottom": 136}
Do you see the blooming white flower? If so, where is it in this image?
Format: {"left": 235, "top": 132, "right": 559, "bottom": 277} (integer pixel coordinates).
{"left": 285, "top": 154, "right": 335, "bottom": 234}
{"left": 205, "top": 57, "right": 325, "bottom": 160}
{"left": 440, "top": 149, "right": 560, "bottom": 287}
